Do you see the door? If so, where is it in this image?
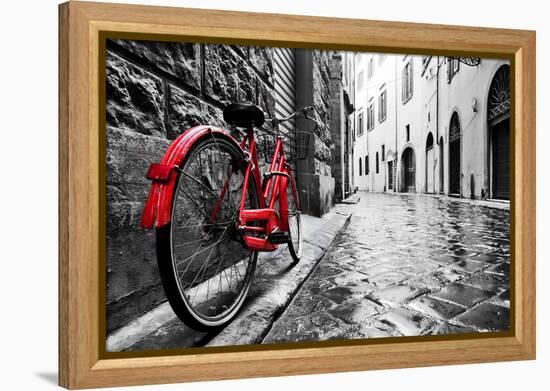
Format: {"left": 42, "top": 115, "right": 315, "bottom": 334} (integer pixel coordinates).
{"left": 487, "top": 64, "right": 510, "bottom": 200}
{"left": 449, "top": 113, "right": 461, "bottom": 196}
{"left": 426, "top": 147, "right": 434, "bottom": 193}
{"left": 387, "top": 161, "right": 393, "bottom": 190}
{"left": 402, "top": 148, "right": 415, "bottom": 193}
{"left": 491, "top": 118, "right": 510, "bottom": 199}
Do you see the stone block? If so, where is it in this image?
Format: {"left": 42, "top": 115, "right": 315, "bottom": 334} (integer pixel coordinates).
{"left": 408, "top": 295, "right": 465, "bottom": 320}
{"left": 455, "top": 303, "right": 510, "bottom": 331}
{"left": 106, "top": 51, "right": 166, "bottom": 137}
{"left": 168, "top": 84, "right": 224, "bottom": 137}
{"left": 248, "top": 46, "right": 274, "bottom": 84}
{"left": 431, "top": 283, "right": 492, "bottom": 307}
{"left": 109, "top": 39, "right": 201, "bottom": 90}
{"left": 203, "top": 44, "right": 241, "bottom": 103}
{"left": 374, "top": 307, "right": 436, "bottom": 336}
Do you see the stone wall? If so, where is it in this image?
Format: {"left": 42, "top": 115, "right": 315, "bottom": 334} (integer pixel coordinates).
{"left": 105, "top": 39, "right": 276, "bottom": 333}
{"left": 295, "top": 49, "right": 336, "bottom": 216}
{"left": 105, "top": 40, "right": 340, "bottom": 332}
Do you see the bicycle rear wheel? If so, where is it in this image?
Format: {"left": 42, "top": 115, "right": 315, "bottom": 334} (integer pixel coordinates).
{"left": 156, "top": 136, "right": 260, "bottom": 331}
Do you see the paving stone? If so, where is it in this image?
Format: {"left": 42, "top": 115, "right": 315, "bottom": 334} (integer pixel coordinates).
{"left": 448, "top": 259, "right": 487, "bottom": 274}
{"left": 432, "top": 283, "right": 492, "bottom": 307}
{"left": 369, "top": 284, "right": 428, "bottom": 307}
{"left": 367, "top": 271, "right": 410, "bottom": 288}
{"left": 489, "top": 289, "right": 510, "bottom": 308}
{"left": 328, "top": 297, "right": 383, "bottom": 323}
{"left": 373, "top": 307, "right": 437, "bottom": 336}
{"left": 408, "top": 295, "right": 465, "bottom": 320}
{"left": 340, "top": 324, "right": 393, "bottom": 339}
{"left": 456, "top": 303, "right": 510, "bottom": 331}
{"left": 469, "top": 253, "right": 503, "bottom": 264}
{"left": 432, "top": 323, "right": 477, "bottom": 335}
{"left": 486, "top": 262, "right": 510, "bottom": 276}
{"left": 323, "top": 280, "right": 375, "bottom": 304}
{"left": 407, "top": 267, "right": 465, "bottom": 290}
{"left": 430, "top": 254, "right": 461, "bottom": 265}
{"left": 331, "top": 271, "right": 369, "bottom": 286}
{"left": 461, "top": 271, "right": 507, "bottom": 294}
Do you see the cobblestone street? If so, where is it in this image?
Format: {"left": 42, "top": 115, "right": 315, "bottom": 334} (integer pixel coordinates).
{"left": 264, "top": 192, "right": 510, "bottom": 343}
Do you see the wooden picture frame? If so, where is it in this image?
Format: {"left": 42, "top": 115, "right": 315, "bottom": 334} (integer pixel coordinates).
{"left": 58, "top": 1, "right": 536, "bottom": 388}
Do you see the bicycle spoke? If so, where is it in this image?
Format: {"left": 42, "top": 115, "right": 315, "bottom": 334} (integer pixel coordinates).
{"left": 179, "top": 169, "right": 236, "bottom": 215}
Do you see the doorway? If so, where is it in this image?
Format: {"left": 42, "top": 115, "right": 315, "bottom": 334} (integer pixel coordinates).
{"left": 401, "top": 147, "right": 415, "bottom": 193}
{"left": 425, "top": 132, "right": 434, "bottom": 193}
{"left": 449, "top": 112, "right": 461, "bottom": 196}
{"left": 488, "top": 65, "right": 510, "bottom": 200}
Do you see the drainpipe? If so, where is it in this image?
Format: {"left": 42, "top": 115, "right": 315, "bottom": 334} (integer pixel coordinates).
{"left": 394, "top": 56, "right": 398, "bottom": 192}
{"left": 436, "top": 56, "right": 440, "bottom": 143}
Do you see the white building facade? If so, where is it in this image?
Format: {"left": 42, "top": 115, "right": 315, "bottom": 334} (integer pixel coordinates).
{"left": 350, "top": 52, "right": 510, "bottom": 200}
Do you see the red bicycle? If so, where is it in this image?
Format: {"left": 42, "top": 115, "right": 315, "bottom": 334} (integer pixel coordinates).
{"left": 140, "top": 102, "right": 318, "bottom": 331}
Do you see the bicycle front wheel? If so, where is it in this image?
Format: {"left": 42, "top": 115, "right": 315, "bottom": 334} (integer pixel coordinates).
{"left": 286, "top": 174, "right": 302, "bottom": 263}
{"left": 156, "top": 136, "right": 260, "bottom": 331}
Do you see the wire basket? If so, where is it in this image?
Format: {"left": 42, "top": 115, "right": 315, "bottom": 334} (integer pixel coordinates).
{"left": 259, "top": 130, "right": 310, "bottom": 164}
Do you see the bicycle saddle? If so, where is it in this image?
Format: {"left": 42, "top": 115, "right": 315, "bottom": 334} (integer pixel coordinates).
{"left": 223, "top": 102, "right": 265, "bottom": 128}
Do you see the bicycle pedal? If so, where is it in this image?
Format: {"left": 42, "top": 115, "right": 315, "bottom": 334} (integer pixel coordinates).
{"left": 267, "top": 231, "right": 289, "bottom": 244}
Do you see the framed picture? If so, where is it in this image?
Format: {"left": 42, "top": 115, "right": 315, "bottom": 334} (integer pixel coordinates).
{"left": 59, "top": 1, "right": 536, "bottom": 389}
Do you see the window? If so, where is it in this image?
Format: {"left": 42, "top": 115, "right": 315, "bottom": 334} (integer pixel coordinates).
{"left": 365, "top": 155, "right": 369, "bottom": 175}
{"left": 406, "top": 124, "right": 410, "bottom": 142}
{"left": 357, "top": 70, "right": 364, "bottom": 90}
{"left": 359, "top": 157, "right": 362, "bottom": 176}
{"left": 376, "top": 152, "right": 379, "bottom": 174}
{"left": 368, "top": 57, "right": 374, "bottom": 79}
{"left": 447, "top": 57, "right": 460, "bottom": 83}
{"left": 402, "top": 60, "right": 414, "bottom": 103}
{"left": 378, "top": 90, "right": 387, "bottom": 123}
{"left": 367, "top": 103, "right": 375, "bottom": 131}
{"left": 357, "top": 111, "right": 364, "bottom": 136}
{"left": 381, "top": 144, "right": 385, "bottom": 162}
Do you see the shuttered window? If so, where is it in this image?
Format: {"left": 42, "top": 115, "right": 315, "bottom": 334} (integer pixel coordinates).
{"left": 273, "top": 48, "right": 297, "bottom": 160}
{"left": 402, "top": 60, "right": 414, "bottom": 103}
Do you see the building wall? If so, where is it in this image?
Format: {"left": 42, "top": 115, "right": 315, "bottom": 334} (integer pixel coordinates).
{"left": 368, "top": 54, "right": 399, "bottom": 192}
{"left": 351, "top": 52, "right": 509, "bottom": 200}
{"left": 105, "top": 39, "right": 277, "bottom": 333}
{"left": 353, "top": 54, "right": 368, "bottom": 190}
{"left": 437, "top": 57, "right": 509, "bottom": 199}
{"left": 295, "top": 50, "right": 336, "bottom": 216}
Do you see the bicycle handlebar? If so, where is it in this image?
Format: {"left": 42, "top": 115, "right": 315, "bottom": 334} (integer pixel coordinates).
{"left": 266, "top": 106, "right": 321, "bottom": 128}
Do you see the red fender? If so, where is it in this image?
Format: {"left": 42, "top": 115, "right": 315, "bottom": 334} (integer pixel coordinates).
{"left": 140, "top": 126, "right": 244, "bottom": 229}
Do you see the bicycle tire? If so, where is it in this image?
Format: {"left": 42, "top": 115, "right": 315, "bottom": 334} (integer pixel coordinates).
{"left": 286, "top": 174, "right": 302, "bottom": 263}
{"left": 156, "top": 136, "right": 260, "bottom": 332}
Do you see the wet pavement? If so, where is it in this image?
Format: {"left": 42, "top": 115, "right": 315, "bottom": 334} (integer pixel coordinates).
{"left": 264, "top": 192, "right": 510, "bottom": 343}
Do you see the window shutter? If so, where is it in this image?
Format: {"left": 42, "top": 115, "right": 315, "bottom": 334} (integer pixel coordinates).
{"left": 401, "top": 66, "right": 407, "bottom": 102}
{"left": 410, "top": 60, "right": 414, "bottom": 96}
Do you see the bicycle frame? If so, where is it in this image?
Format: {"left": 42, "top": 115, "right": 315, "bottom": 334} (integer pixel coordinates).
{"left": 235, "top": 128, "right": 294, "bottom": 252}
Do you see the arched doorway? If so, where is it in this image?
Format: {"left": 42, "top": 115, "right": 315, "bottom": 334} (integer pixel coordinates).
{"left": 488, "top": 65, "right": 510, "bottom": 200}
{"left": 425, "top": 132, "right": 435, "bottom": 193}
{"left": 439, "top": 137, "right": 444, "bottom": 193}
{"left": 401, "top": 147, "right": 415, "bottom": 193}
{"left": 449, "top": 112, "right": 461, "bottom": 196}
